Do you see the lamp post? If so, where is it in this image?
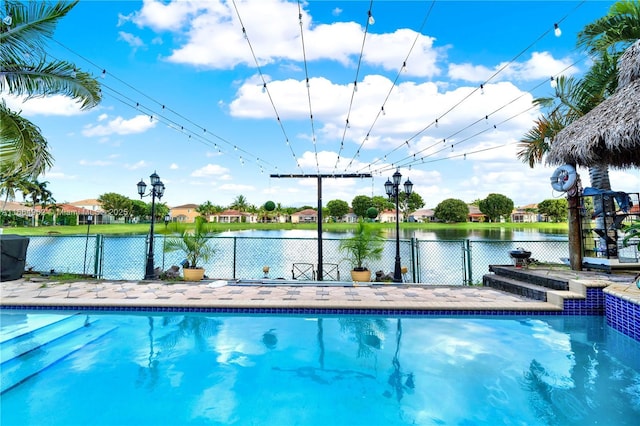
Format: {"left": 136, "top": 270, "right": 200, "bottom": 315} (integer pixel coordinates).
{"left": 162, "top": 214, "right": 171, "bottom": 270}
{"left": 137, "top": 171, "right": 166, "bottom": 280}
{"left": 384, "top": 169, "right": 413, "bottom": 282}
{"left": 83, "top": 214, "right": 93, "bottom": 276}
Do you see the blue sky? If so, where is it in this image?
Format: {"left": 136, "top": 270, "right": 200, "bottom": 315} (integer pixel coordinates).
{"left": 5, "top": 0, "right": 639, "bottom": 209}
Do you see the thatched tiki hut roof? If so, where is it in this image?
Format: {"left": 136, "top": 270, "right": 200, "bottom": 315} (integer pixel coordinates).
{"left": 546, "top": 39, "right": 640, "bottom": 169}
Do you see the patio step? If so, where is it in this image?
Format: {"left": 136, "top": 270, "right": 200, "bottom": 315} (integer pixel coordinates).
{"left": 0, "top": 318, "right": 117, "bottom": 394}
{"left": 488, "top": 265, "right": 569, "bottom": 290}
{"left": 482, "top": 274, "right": 549, "bottom": 302}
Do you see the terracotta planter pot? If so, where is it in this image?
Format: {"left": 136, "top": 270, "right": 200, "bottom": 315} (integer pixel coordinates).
{"left": 183, "top": 267, "right": 205, "bottom": 281}
{"left": 350, "top": 269, "right": 371, "bottom": 283}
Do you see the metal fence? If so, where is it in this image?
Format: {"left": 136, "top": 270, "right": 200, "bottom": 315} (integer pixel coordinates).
{"left": 21, "top": 234, "right": 570, "bottom": 285}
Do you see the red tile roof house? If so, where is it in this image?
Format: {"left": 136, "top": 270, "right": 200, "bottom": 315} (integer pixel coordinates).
{"left": 291, "top": 209, "right": 317, "bottom": 223}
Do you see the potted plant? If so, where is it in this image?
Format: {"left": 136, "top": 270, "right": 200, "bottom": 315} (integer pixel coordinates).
{"left": 164, "top": 216, "right": 217, "bottom": 281}
{"left": 339, "top": 219, "right": 384, "bottom": 282}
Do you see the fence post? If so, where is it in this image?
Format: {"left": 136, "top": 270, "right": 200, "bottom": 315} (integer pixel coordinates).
{"left": 233, "top": 237, "right": 237, "bottom": 279}
{"left": 410, "top": 237, "right": 417, "bottom": 283}
{"left": 464, "top": 239, "right": 472, "bottom": 285}
{"left": 93, "top": 234, "right": 103, "bottom": 278}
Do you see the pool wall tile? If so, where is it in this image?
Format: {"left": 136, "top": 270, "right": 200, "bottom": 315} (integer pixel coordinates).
{"left": 605, "top": 293, "right": 640, "bottom": 341}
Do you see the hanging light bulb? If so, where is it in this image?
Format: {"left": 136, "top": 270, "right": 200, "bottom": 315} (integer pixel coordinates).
{"left": 353, "top": 81, "right": 358, "bottom": 92}
{"left": 262, "top": 83, "right": 267, "bottom": 93}
{"left": 554, "top": 23, "right": 562, "bottom": 37}
{"left": 100, "top": 69, "right": 106, "bottom": 79}
{"left": 435, "top": 118, "right": 438, "bottom": 128}
{"left": 71, "top": 68, "right": 77, "bottom": 78}
{"left": 368, "top": 11, "right": 375, "bottom": 25}
{"left": 381, "top": 106, "right": 386, "bottom": 115}
{"left": 480, "top": 84, "right": 485, "bottom": 95}
{"left": 3, "top": 14, "right": 12, "bottom": 26}
{"left": 550, "top": 76, "right": 557, "bottom": 89}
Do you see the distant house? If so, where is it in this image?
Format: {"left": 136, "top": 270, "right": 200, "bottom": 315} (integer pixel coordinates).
{"left": 209, "top": 209, "right": 253, "bottom": 223}
{"left": 170, "top": 204, "right": 200, "bottom": 223}
{"left": 342, "top": 211, "right": 359, "bottom": 223}
{"left": 68, "top": 199, "right": 109, "bottom": 224}
{"left": 467, "top": 205, "right": 486, "bottom": 222}
{"left": 291, "top": 208, "right": 317, "bottom": 223}
{"left": 511, "top": 204, "right": 539, "bottom": 223}
{"left": 410, "top": 209, "right": 435, "bottom": 223}
{"left": 379, "top": 209, "right": 398, "bottom": 223}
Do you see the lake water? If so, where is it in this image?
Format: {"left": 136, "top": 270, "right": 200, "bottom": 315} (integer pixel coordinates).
{"left": 23, "top": 229, "right": 569, "bottom": 283}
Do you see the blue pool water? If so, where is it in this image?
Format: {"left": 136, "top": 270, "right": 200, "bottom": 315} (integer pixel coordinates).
{"left": 1, "top": 311, "right": 639, "bottom": 426}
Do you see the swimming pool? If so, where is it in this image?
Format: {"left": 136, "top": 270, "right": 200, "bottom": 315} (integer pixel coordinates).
{"left": 1, "top": 311, "right": 639, "bottom": 425}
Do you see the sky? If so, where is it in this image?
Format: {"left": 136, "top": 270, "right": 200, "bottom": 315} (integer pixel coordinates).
{"left": 4, "top": 0, "right": 639, "bottom": 210}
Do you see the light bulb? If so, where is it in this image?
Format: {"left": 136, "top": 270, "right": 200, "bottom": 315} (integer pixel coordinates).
{"left": 2, "top": 15, "right": 12, "bottom": 26}
{"left": 554, "top": 23, "right": 561, "bottom": 37}
{"left": 368, "top": 11, "right": 375, "bottom": 25}
{"left": 550, "top": 76, "right": 557, "bottom": 89}
{"left": 480, "top": 84, "right": 484, "bottom": 95}
{"left": 381, "top": 106, "right": 386, "bottom": 115}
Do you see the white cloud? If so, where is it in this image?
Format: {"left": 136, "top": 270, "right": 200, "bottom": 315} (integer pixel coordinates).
{"left": 170, "top": 163, "right": 179, "bottom": 170}
{"left": 118, "top": 31, "right": 145, "bottom": 50}
{"left": 2, "top": 94, "right": 87, "bottom": 116}
{"left": 449, "top": 51, "right": 579, "bottom": 83}
{"left": 191, "top": 164, "right": 230, "bottom": 177}
{"left": 125, "top": 160, "right": 148, "bottom": 170}
{"left": 82, "top": 114, "right": 157, "bottom": 137}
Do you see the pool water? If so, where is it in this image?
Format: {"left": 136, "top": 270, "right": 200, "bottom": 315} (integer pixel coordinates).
{"left": 1, "top": 311, "right": 639, "bottom": 425}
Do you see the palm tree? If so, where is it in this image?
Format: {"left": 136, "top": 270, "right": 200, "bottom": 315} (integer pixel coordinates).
{"left": 577, "top": 0, "right": 640, "bottom": 56}
{"left": 0, "top": 0, "right": 101, "bottom": 180}
{"left": 230, "top": 194, "right": 249, "bottom": 212}
{"left": 0, "top": 172, "right": 27, "bottom": 211}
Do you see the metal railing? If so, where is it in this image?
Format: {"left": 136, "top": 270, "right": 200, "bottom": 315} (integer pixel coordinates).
{"left": 21, "top": 235, "right": 570, "bottom": 285}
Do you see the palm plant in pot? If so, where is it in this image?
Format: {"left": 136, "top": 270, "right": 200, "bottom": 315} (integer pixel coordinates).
{"left": 164, "top": 216, "right": 217, "bottom": 281}
{"left": 339, "top": 220, "right": 385, "bottom": 282}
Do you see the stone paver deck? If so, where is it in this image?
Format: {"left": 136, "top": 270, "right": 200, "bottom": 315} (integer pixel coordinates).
{"left": 1, "top": 278, "right": 561, "bottom": 312}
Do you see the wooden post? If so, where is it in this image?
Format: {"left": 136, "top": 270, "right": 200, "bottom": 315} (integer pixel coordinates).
{"left": 567, "top": 193, "right": 582, "bottom": 271}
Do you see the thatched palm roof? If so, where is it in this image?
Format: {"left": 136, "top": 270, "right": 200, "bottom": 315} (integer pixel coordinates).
{"left": 546, "top": 39, "right": 640, "bottom": 169}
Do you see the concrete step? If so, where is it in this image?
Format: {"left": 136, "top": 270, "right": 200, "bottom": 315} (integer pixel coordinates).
{"left": 488, "top": 265, "right": 569, "bottom": 290}
{"left": 483, "top": 274, "right": 550, "bottom": 301}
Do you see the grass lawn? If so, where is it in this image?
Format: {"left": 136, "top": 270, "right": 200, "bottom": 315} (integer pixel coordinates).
{"left": 2, "top": 221, "right": 569, "bottom": 236}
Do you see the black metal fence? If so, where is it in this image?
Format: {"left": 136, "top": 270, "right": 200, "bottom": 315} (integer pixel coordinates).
{"left": 21, "top": 234, "right": 571, "bottom": 285}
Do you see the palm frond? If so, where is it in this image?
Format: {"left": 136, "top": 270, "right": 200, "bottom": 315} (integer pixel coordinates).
{"left": 0, "top": 101, "right": 54, "bottom": 179}
{"left": 577, "top": 0, "right": 640, "bottom": 55}
{"left": 1, "top": 60, "right": 101, "bottom": 109}
{"left": 0, "top": 1, "right": 79, "bottom": 59}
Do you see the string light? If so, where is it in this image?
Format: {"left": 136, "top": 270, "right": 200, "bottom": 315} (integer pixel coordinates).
{"left": 550, "top": 76, "right": 558, "bottom": 88}
{"left": 2, "top": 14, "right": 12, "bottom": 26}
{"left": 480, "top": 84, "right": 485, "bottom": 94}
{"left": 368, "top": 10, "right": 375, "bottom": 25}
{"left": 554, "top": 23, "right": 562, "bottom": 37}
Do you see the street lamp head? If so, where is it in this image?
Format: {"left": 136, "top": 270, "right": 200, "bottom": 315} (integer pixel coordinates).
{"left": 150, "top": 171, "right": 160, "bottom": 185}
{"left": 393, "top": 169, "right": 402, "bottom": 186}
{"left": 87, "top": 214, "right": 93, "bottom": 224}
{"left": 164, "top": 214, "right": 171, "bottom": 225}
{"left": 384, "top": 178, "right": 394, "bottom": 197}
{"left": 154, "top": 181, "right": 165, "bottom": 198}
{"left": 137, "top": 179, "right": 147, "bottom": 198}
{"left": 404, "top": 178, "right": 413, "bottom": 195}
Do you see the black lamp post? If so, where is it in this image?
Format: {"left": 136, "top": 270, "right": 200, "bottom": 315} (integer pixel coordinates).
{"left": 384, "top": 169, "right": 413, "bottom": 282}
{"left": 162, "top": 214, "right": 171, "bottom": 270}
{"left": 137, "top": 171, "right": 165, "bottom": 280}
